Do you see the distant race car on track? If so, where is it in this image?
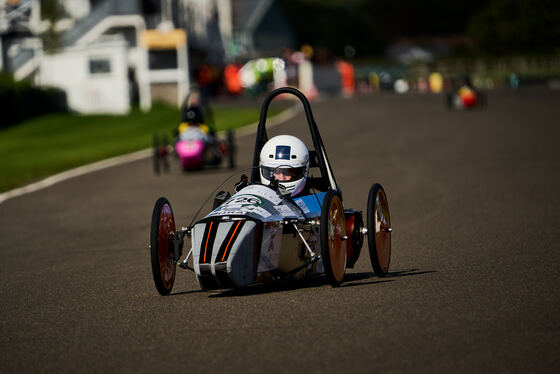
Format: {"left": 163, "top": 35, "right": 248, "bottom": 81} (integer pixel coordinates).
{"left": 446, "top": 75, "right": 487, "bottom": 110}
{"left": 153, "top": 97, "right": 235, "bottom": 173}
{"left": 149, "top": 87, "right": 392, "bottom": 295}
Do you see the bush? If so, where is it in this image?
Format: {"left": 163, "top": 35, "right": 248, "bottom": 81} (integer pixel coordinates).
{"left": 0, "top": 72, "right": 67, "bottom": 129}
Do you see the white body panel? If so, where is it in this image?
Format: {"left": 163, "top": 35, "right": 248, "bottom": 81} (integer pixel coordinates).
{"left": 191, "top": 184, "right": 322, "bottom": 289}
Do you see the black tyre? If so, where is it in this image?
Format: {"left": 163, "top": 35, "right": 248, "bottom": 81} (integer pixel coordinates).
{"left": 367, "top": 183, "right": 392, "bottom": 277}
{"left": 345, "top": 211, "right": 363, "bottom": 268}
{"left": 150, "top": 197, "right": 177, "bottom": 295}
{"left": 320, "top": 190, "right": 347, "bottom": 287}
{"left": 226, "top": 130, "right": 235, "bottom": 169}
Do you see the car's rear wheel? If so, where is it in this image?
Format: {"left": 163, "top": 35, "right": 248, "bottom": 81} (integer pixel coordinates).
{"left": 367, "top": 183, "right": 391, "bottom": 276}
{"left": 320, "top": 190, "right": 347, "bottom": 287}
{"left": 150, "top": 197, "right": 177, "bottom": 295}
{"left": 345, "top": 211, "right": 363, "bottom": 268}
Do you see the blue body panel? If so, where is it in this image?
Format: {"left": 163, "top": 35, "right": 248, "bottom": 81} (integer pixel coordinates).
{"left": 292, "top": 192, "right": 326, "bottom": 218}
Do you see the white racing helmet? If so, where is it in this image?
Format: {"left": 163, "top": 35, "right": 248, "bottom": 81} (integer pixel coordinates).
{"left": 259, "top": 135, "right": 310, "bottom": 196}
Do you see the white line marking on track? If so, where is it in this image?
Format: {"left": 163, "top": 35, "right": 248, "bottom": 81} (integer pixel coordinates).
{"left": 0, "top": 149, "right": 152, "bottom": 204}
{"left": 0, "top": 105, "right": 301, "bottom": 204}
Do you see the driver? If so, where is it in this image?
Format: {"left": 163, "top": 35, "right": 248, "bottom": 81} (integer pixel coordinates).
{"left": 178, "top": 106, "right": 215, "bottom": 136}
{"left": 259, "top": 135, "right": 310, "bottom": 196}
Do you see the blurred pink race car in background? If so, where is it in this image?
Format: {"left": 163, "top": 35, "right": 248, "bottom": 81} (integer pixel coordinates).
{"left": 153, "top": 116, "right": 235, "bottom": 173}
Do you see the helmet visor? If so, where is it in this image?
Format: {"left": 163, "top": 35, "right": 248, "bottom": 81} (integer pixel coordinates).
{"left": 261, "top": 165, "right": 306, "bottom": 182}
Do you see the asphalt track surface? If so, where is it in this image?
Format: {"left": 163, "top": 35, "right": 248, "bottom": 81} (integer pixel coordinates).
{"left": 1, "top": 89, "right": 559, "bottom": 373}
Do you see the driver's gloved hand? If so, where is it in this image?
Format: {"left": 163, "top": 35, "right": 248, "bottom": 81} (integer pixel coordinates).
{"left": 234, "top": 174, "right": 248, "bottom": 192}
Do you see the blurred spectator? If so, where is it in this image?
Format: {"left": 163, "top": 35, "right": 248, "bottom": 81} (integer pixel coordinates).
{"left": 509, "top": 73, "right": 519, "bottom": 89}
{"left": 429, "top": 72, "right": 443, "bottom": 93}
{"left": 224, "top": 63, "right": 242, "bottom": 95}
{"left": 417, "top": 77, "right": 429, "bottom": 93}
{"left": 196, "top": 64, "right": 221, "bottom": 97}
{"left": 369, "top": 72, "right": 380, "bottom": 92}
{"left": 336, "top": 61, "right": 355, "bottom": 97}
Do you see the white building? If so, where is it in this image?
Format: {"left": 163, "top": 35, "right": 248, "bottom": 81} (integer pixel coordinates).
{"left": 37, "top": 37, "right": 130, "bottom": 114}
{"left": 1, "top": 0, "right": 294, "bottom": 113}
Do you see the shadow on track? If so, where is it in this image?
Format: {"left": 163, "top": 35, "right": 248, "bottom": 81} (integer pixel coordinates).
{"left": 341, "top": 268, "right": 436, "bottom": 288}
{"left": 204, "top": 268, "right": 435, "bottom": 298}
{"left": 168, "top": 289, "right": 207, "bottom": 297}
{"left": 385, "top": 269, "right": 437, "bottom": 278}
{"left": 208, "top": 276, "right": 332, "bottom": 298}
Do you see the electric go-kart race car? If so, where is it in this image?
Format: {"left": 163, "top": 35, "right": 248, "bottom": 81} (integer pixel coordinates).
{"left": 152, "top": 106, "right": 235, "bottom": 173}
{"left": 149, "top": 87, "right": 392, "bottom": 295}
{"left": 445, "top": 76, "right": 487, "bottom": 110}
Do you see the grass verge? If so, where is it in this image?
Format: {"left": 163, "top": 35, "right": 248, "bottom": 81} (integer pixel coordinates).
{"left": 0, "top": 103, "right": 278, "bottom": 192}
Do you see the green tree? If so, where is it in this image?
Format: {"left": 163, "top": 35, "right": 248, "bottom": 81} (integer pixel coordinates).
{"left": 468, "top": 0, "right": 560, "bottom": 54}
{"left": 41, "top": 0, "right": 66, "bottom": 53}
{"left": 280, "top": 0, "right": 385, "bottom": 57}
{"left": 279, "top": 0, "right": 488, "bottom": 58}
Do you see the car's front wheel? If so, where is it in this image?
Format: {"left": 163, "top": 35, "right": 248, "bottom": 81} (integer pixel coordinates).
{"left": 150, "top": 197, "right": 177, "bottom": 295}
{"left": 320, "top": 190, "right": 347, "bottom": 287}
{"left": 367, "top": 183, "right": 391, "bottom": 277}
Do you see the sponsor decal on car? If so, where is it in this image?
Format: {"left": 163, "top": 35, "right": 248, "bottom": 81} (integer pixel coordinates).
{"left": 223, "top": 194, "right": 263, "bottom": 208}
{"left": 274, "top": 204, "right": 298, "bottom": 216}
{"left": 236, "top": 185, "right": 283, "bottom": 205}
{"left": 294, "top": 199, "right": 310, "bottom": 214}
{"left": 208, "top": 205, "right": 272, "bottom": 219}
